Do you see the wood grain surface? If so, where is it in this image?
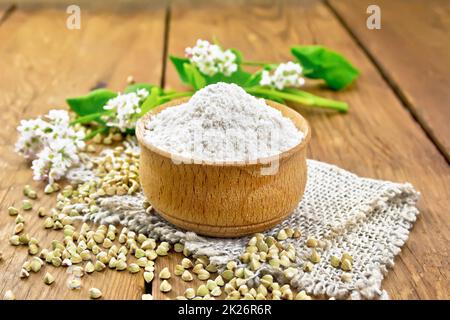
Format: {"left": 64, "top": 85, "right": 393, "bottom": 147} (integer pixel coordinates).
{"left": 0, "top": 0, "right": 448, "bottom": 300}
{"left": 328, "top": 0, "right": 450, "bottom": 162}
{"left": 0, "top": 1, "right": 166, "bottom": 299}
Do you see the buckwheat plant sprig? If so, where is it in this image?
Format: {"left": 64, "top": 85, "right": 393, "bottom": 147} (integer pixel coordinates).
{"left": 102, "top": 89, "right": 149, "bottom": 132}
{"left": 185, "top": 39, "right": 238, "bottom": 77}
{"left": 15, "top": 110, "right": 86, "bottom": 183}
{"left": 260, "top": 62, "right": 305, "bottom": 90}
{"left": 66, "top": 81, "right": 192, "bottom": 142}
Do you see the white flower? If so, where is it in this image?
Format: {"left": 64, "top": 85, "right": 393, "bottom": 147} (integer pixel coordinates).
{"left": 259, "top": 71, "right": 272, "bottom": 87}
{"left": 15, "top": 109, "right": 85, "bottom": 183}
{"left": 185, "top": 39, "right": 238, "bottom": 77}
{"left": 44, "top": 110, "right": 86, "bottom": 150}
{"left": 32, "top": 144, "right": 69, "bottom": 183}
{"left": 102, "top": 89, "right": 149, "bottom": 132}
{"left": 260, "top": 62, "right": 305, "bottom": 90}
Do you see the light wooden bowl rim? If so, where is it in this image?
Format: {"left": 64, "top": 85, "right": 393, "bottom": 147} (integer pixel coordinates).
{"left": 136, "top": 97, "right": 311, "bottom": 167}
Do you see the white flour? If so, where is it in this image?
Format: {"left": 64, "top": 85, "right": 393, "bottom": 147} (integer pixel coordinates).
{"left": 143, "top": 83, "right": 303, "bottom": 162}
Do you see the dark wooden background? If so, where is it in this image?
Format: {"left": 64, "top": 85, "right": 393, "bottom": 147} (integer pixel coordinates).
{"left": 0, "top": 0, "right": 448, "bottom": 300}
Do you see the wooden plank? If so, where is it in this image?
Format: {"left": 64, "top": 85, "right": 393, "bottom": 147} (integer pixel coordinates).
{"left": 163, "top": 0, "right": 449, "bottom": 300}
{"left": 0, "top": 2, "right": 166, "bottom": 299}
{"left": 328, "top": 0, "right": 450, "bottom": 162}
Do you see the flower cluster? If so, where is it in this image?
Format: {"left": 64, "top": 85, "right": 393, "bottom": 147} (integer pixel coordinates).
{"left": 185, "top": 39, "right": 238, "bottom": 77}
{"left": 102, "top": 89, "right": 149, "bottom": 132}
{"left": 260, "top": 62, "right": 305, "bottom": 90}
{"left": 15, "top": 110, "right": 86, "bottom": 183}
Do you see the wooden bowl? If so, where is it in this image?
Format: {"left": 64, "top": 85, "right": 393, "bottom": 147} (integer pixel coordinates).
{"left": 136, "top": 98, "right": 311, "bottom": 237}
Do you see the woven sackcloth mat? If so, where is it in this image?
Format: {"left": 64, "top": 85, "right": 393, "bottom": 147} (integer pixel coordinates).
{"left": 72, "top": 157, "right": 420, "bottom": 300}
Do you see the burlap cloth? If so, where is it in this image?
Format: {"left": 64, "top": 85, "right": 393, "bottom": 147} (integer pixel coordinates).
{"left": 74, "top": 158, "right": 419, "bottom": 300}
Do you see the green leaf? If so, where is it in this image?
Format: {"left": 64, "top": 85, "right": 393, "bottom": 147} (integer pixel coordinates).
{"left": 139, "top": 87, "right": 160, "bottom": 115}
{"left": 124, "top": 83, "right": 155, "bottom": 94}
{"left": 70, "top": 111, "right": 110, "bottom": 125}
{"left": 66, "top": 89, "right": 117, "bottom": 116}
{"left": 170, "top": 55, "right": 191, "bottom": 84}
{"left": 203, "top": 67, "right": 253, "bottom": 87}
{"left": 230, "top": 48, "right": 243, "bottom": 64}
{"left": 243, "top": 70, "right": 263, "bottom": 87}
{"left": 184, "top": 63, "right": 207, "bottom": 90}
{"left": 291, "top": 45, "right": 360, "bottom": 90}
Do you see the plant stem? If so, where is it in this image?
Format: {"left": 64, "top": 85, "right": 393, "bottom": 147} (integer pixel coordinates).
{"left": 245, "top": 87, "right": 348, "bottom": 112}
{"left": 241, "top": 60, "right": 276, "bottom": 67}
{"left": 283, "top": 88, "right": 348, "bottom": 112}
{"left": 70, "top": 110, "right": 113, "bottom": 125}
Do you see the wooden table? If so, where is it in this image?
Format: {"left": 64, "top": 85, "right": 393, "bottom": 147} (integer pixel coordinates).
{"left": 0, "top": 0, "right": 448, "bottom": 300}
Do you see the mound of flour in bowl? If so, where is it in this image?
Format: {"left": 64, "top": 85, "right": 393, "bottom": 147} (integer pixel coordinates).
{"left": 143, "top": 82, "right": 304, "bottom": 162}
